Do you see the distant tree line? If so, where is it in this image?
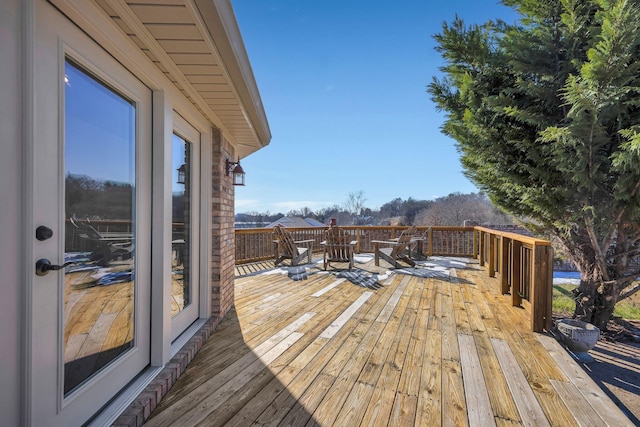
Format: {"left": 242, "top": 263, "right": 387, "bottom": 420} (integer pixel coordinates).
{"left": 235, "top": 191, "right": 515, "bottom": 227}
{"left": 66, "top": 174, "right": 132, "bottom": 220}
{"left": 67, "top": 176, "right": 513, "bottom": 229}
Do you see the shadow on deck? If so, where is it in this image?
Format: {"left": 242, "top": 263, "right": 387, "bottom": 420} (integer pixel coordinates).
{"left": 145, "top": 255, "right": 634, "bottom": 426}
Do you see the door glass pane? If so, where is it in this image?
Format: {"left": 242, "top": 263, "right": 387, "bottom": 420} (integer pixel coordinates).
{"left": 172, "top": 134, "right": 192, "bottom": 316}
{"left": 63, "top": 60, "right": 136, "bottom": 395}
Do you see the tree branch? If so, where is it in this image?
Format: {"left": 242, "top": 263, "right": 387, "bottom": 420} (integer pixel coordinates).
{"left": 585, "top": 214, "right": 610, "bottom": 280}
{"left": 618, "top": 280, "right": 640, "bottom": 302}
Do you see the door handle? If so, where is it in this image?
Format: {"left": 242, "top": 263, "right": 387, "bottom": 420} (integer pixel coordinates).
{"left": 35, "top": 258, "right": 76, "bottom": 276}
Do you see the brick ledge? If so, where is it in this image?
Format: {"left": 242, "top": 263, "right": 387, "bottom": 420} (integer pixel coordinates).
{"left": 111, "top": 315, "right": 224, "bottom": 426}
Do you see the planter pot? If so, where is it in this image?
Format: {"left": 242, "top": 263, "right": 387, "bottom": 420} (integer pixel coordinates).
{"left": 556, "top": 319, "right": 600, "bottom": 353}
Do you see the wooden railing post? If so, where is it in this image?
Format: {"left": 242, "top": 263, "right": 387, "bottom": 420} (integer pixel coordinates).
{"left": 500, "top": 237, "right": 510, "bottom": 294}
{"left": 530, "top": 244, "right": 554, "bottom": 332}
{"left": 511, "top": 240, "right": 522, "bottom": 307}
{"left": 473, "top": 229, "right": 479, "bottom": 259}
{"left": 478, "top": 230, "right": 485, "bottom": 266}
{"left": 488, "top": 232, "right": 496, "bottom": 277}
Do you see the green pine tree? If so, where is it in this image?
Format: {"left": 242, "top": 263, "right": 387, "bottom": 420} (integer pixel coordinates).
{"left": 429, "top": 0, "right": 640, "bottom": 330}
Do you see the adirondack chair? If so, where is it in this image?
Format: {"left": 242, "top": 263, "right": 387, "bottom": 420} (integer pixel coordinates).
{"left": 389, "top": 225, "right": 421, "bottom": 259}
{"left": 69, "top": 218, "right": 133, "bottom": 266}
{"left": 321, "top": 226, "right": 357, "bottom": 270}
{"left": 273, "top": 225, "right": 314, "bottom": 267}
{"left": 412, "top": 227, "right": 432, "bottom": 258}
{"left": 372, "top": 227, "right": 417, "bottom": 268}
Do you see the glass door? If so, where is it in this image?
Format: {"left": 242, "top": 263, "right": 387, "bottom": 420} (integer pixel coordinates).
{"left": 171, "top": 116, "right": 201, "bottom": 339}
{"left": 63, "top": 59, "right": 140, "bottom": 394}
{"left": 31, "top": 3, "right": 151, "bottom": 425}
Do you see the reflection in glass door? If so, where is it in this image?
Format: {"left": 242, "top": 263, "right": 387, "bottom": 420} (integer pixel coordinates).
{"left": 170, "top": 116, "right": 200, "bottom": 339}
{"left": 33, "top": 5, "right": 151, "bottom": 423}
{"left": 172, "top": 134, "right": 192, "bottom": 317}
{"left": 63, "top": 60, "right": 137, "bottom": 395}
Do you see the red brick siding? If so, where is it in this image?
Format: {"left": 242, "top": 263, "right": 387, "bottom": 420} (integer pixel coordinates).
{"left": 210, "top": 130, "right": 236, "bottom": 319}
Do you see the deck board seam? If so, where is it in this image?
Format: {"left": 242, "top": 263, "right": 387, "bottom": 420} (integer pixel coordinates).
{"left": 537, "top": 334, "right": 635, "bottom": 427}
{"left": 311, "top": 278, "right": 346, "bottom": 297}
{"left": 459, "top": 333, "right": 497, "bottom": 427}
{"left": 491, "top": 337, "right": 551, "bottom": 427}
{"left": 320, "top": 292, "right": 373, "bottom": 339}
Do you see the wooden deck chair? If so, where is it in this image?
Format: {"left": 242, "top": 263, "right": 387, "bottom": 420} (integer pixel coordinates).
{"left": 273, "top": 225, "right": 314, "bottom": 267}
{"left": 372, "top": 227, "right": 417, "bottom": 268}
{"left": 321, "top": 226, "right": 357, "bottom": 270}
{"left": 390, "top": 225, "right": 420, "bottom": 258}
{"left": 398, "top": 226, "right": 417, "bottom": 242}
{"left": 69, "top": 218, "right": 133, "bottom": 266}
{"left": 412, "top": 227, "right": 432, "bottom": 258}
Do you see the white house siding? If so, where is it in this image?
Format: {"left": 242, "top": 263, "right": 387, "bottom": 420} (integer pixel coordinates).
{"left": 1, "top": 0, "right": 270, "bottom": 424}
{"left": 0, "top": 0, "right": 25, "bottom": 424}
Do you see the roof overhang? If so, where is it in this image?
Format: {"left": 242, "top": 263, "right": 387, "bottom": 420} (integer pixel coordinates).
{"left": 92, "top": 0, "right": 271, "bottom": 157}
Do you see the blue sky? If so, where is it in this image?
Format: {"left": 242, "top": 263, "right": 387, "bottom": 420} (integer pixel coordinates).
{"left": 232, "top": 1, "right": 518, "bottom": 214}
{"left": 65, "top": 60, "right": 135, "bottom": 185}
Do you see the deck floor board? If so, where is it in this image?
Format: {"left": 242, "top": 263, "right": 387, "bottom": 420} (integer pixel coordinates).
{"left": 145, "top": 256, "right": 633, "bottom": 426}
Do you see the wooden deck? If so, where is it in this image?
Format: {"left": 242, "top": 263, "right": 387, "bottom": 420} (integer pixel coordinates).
{"left": 145, "top": 255, "right": 633, "bottom": 426}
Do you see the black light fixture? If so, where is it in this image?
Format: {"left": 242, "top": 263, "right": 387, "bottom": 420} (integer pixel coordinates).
{"left": 177, "top": 164, "right": 186, "bottom": 185}
{"left": 226, "top": 158, "right": 246, "bottom": 186}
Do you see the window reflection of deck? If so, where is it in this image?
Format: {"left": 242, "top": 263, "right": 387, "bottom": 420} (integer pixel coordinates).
{"left": 64, "top": 262, "right": 134, "bottom": 393}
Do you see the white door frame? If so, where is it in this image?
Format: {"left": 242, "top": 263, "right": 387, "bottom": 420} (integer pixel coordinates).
{"left": 25, "top": 0, "right": 215, "bottom": 424}
{"left": 29, "top": 2, "right": 151, "bottom": 425}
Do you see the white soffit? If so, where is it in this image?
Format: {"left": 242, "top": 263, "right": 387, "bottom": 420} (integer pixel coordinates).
{"left": 95, "top": 0, "right": 271, "bottom": 157}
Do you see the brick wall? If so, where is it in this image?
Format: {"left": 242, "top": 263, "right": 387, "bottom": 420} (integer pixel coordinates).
{"left": 210, "top": 129, "right": 236, "bottom": 319}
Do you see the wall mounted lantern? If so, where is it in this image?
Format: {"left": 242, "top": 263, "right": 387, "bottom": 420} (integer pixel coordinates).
{"left": 226, "top": 158, "right": 246, "bottom": 186}
{"left": 177, "top": 164, "right": 186, "bottom": 185}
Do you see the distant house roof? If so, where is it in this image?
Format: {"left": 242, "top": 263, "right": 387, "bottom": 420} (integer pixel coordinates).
{"left": 266, "top": 217, "right": 325, "bottom": 228}
{"left": 304, "top": 218, "right": 325, "bottom": 227}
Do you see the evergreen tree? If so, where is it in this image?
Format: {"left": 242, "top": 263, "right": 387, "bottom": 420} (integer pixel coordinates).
{"left": 429, "top": 0, "right": 640, "bottom": 329}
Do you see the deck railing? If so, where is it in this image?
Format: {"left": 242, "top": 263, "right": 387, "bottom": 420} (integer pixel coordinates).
{"left": 474, "top": 226, "right": 553, "bottom": 332}
{"left": 235, "top": 225, "right": 553, "bottom": 332}
{"left": 234, "top": 226, "right": 477, "bottom": 263}
{"left": 66, "top": 222, "right": 552, "bottom": 332}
